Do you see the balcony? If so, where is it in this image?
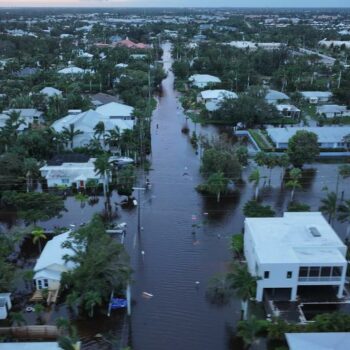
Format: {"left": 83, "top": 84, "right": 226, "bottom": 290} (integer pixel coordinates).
{"left": 298, "top": 276, "right": 342, "bottom": 282}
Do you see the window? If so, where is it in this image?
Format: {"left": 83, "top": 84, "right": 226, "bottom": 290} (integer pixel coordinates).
{"left": 299, "top": 267, "right": 308, "bottom": 277}
{"left": 264, "top": 271, "right": 270, "bottom": 279}
{"left": 310, "top": 267, "right": 320, "bottom": 277}
{"left": 287, "top": 271, "right": 292, "bottom": 279}
{"left": 37, "top": 280, "right": 42, "bottom": 290}
{"left": 321, "top": 267, "right": 332, "bottom": 277}
{"left": 61, "top": 179, "right": 69, "bottom": 184}
{"left": 43, "top": 279, "right": 49, "bottom": 288}
{"left": 332, "top": 266, "right": 342, "bottom": 277}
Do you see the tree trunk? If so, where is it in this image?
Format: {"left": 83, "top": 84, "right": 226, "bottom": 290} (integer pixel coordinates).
{"left": 217, "top": 191, "right": 220, "bottom": 203}
{"left": 241, "top": 299, "right": 248, "bottom": 320}
{"left": 255, "top": 186, "right": 259, "bottom": 200}
{"left": 291, "top": 187, "right": 295, "bottom": 201}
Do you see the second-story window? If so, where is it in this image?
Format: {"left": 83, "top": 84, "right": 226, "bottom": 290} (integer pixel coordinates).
{"left": 264, "top": 271, "right": 270, "bottom": 279}
{"left": 287, "top": 271, "right": 292, "bottom": 279}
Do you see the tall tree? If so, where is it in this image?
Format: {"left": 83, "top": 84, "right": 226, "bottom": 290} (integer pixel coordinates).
{"left": 61, "top": 124, "right": 83, "bottom": 149}
{"left": 286, "top": 167, "right": 302, "bottom": 202}
{"left": 338, "top": 199, "right": 350, "bottom": 240}
{"left": 287, "top": 130, "right": 319, "bottom": 168}
{"left": 248, "top": 169, "right": 261, "bottom": 200}
{"left": 320, "top": 192, "right": 338, "bottom": 225}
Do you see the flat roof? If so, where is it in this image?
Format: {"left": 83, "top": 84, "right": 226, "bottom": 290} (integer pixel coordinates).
{"left": 285, "top": 332, "right": 350, "bottom": 350}
{"left": 267, "top": 126, "right": 350, "bottom": 144}
{"left": 245, "top": 212, "right": 346, "bottom": 264}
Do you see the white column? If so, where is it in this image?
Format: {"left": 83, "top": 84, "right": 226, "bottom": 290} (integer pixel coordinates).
{"left": 256, "top": 285, "right": 263, "bottom": 302}
{"left": 290, "top": 286, "right": 298, "bottom": 301}
{"left": 337, "top": 284, "right": 344, "bottom": 299}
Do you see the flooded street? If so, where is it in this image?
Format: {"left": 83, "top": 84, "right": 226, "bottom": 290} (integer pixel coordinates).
{"left": 1, "top": 42, "right": 349, "bottom": 350}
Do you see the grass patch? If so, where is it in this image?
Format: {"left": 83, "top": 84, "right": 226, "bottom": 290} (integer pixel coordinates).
{"left": 249, "top": 129, "right": 273, "bottom": 151}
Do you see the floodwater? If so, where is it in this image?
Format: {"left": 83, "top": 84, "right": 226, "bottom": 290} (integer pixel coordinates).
{"left": 1, "top": 42, "right": 350, "bottom": 349}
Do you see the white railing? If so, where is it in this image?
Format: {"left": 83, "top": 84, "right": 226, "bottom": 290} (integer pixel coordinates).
{"left": 298, "top": 276, "right": 341, "bottom": 282}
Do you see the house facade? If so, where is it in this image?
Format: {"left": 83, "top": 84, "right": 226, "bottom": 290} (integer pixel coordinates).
{"left": 244, "top": 212, "right": 347, "bottom": 302}
{"left": 266, "top": 126, "right": 350, "bottom": 149}
{"left": 188, "top": 74, "right": 221, "bottom": 88}
{"left": 40, "top": 158, "right": 103, "bottom": 188}
{"left": 33, "top": 231, "right": 75, "bottom": 291}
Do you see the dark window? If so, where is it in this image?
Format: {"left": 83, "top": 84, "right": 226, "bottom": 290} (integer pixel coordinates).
{"left": 310, "top": 267, "right": 320, "bottom": 277}
{"left": 287, "top": 271, "right": 292, "bottom": 279}
{"left": 332, "top": 266, "right": 342, "bottom": 276}
{"left": 264, "top": 271, "right": 270, "bottom": 279}
{"left": 299, "top": 267, "right": 308, "bottom": 277}
{"left": 43, "top": 279, "right": 49, "bottom": 288}
{"left": 321, "top": 267, "right": 331, "bottom": 277}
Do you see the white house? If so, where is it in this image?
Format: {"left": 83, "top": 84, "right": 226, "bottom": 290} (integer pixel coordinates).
{"left": 40, "top": 158, "right": 103, "bottom": 188}
{"left": 227, "top": 41, "right": 283, "bottom": 50}
{"left": 40, "top": 87, "right": 62, "bottom": 98}
{"left": 319, "top": 40, "right": 350, "bottom": 48}
{"left": 300, "top": 91, "right": 333, "bottom": 104}
{"left": 265, "top": 89, "right": 290, "bottom": 104}
{"left": 3, "top": 108, "right": 44, "bottom": 130}
{"left": 276, "top": 104, "right": 301, "bottom": 119}
{"left": 266, "top": 126, "right": 350, "bottom": 149}
{"left": 0, "top": 293, "right": 12, "bottom": 320}
{"left": 244, "top": 212, "right": 347, "bottom": 302}
{"left": 96, "top": 102, "right": 134, "bottom": 121}
{"left": 285, "top": 332, "right": 350, "bottom": 350}
{"left": 33, "top": 231, "right": 75, "bottom": 291}
{"left": 188, "top": 74, "right": 221, "bottom": 88}
{"left": 51, "top": 105, "right": 134, "bottom": 149}
{"left": 317, "top": 104, "right": 350, "bottom": 118}
{"left": 58, "top": 66, "right": 93, "bottom": 75}
{"left": 198, "top": 89, "right": 238, "bottom": 103}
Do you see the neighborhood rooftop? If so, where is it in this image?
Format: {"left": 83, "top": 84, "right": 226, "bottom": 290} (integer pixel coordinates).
{"left": 245, "top": 212, "right": 346, "bottom": 264}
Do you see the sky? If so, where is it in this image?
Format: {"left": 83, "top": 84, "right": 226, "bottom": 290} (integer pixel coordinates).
{"left": 0, "top": 0, "right": 349, "bottom": 7}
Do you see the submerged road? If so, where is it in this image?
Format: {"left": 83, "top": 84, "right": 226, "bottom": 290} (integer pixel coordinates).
{"left": 126, "top": 43, "right": 242, "bottom": 350}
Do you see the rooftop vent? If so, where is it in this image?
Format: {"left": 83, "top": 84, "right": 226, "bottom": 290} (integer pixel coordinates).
{"left": 309, "top": 226, "right": 321, "bottom": 237}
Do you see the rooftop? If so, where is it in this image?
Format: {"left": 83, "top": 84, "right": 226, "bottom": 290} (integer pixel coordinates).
{"left": 245, "top": 212, "right": 346, "bottom": 264}
{"left": 267, "top": 126, "right": 350, "bottom": 144}
{"left": 200, "top": 89, "right": 238, "bottom": 100}
{"left": 285, "top": 332, "right": 350, "bottom": 350}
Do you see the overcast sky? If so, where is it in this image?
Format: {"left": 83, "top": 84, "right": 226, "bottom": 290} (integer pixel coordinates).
{"left": 0, "top": 0, "right": 349, "bottom": 7}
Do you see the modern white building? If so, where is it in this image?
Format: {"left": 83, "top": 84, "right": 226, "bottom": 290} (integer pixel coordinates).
{"left": 319, "top": 40, "right": 350, "bottom": 48}
{"left": 285, "top": 332, "right": 350, "bottom": 350}
{"left": 0, "top": 293, "right": 12, "bottom": 320}
{"left": 267, "top": 126, "right": 350, "bottom": 149}
{"left": 33, "top": 231, "right": 75, "bottom": 291}
{"left": 188, "top": 74, "right": 221, "bottom": 88}
{"left": 244, "top": 212, "right": 347, "bottom": 302}
{"left": 227, "top": 41, "right": 283, "bottom": 50}
{"left": 40, "top": 158, "right": 103, "bottom": 188}
{"left": 300, "top": 91, "right": 333, "bottom": 104}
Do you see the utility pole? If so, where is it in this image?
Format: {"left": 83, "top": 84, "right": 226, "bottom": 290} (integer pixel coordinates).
{"left": 133, "top": 187, "right": 145, "bottom": 235}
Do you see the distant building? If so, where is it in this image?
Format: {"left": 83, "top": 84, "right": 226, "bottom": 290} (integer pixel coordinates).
{"left": 265, "top": 89, "right": 290, "bottom": 104}
{"left": 188, "top": 74, "right": 221, "bottom": 88}
{"left": 267, "top": 126, "right": 350, "bottom": 149}
{"left": 3, "top": 108, "right": 44, "bottom": 130}
{"left": 316, "top": 104, "right": 350, "bottom": 118}
{"left": 58, "top": 67, "right": 92, "bottom": 75}
{"left": 300, "top": 91, "right": 333, "bottom": 104}
{"left": 244, "top": 212, "right": 347, "bottom": 302}
{"left": 319, "top": 40, "right": 350, "bottom": 48}
{"left": 197, "top": 89, "right": 238, "bottom": 111}
{"left": 40, "top": 87, "right": 62, "bottom": 98}
{"left": 276, "top": 104, "right": 301, "bottom": 119}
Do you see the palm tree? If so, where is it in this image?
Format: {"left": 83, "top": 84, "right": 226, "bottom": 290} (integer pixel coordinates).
{"left": 10, "top": 311, "right": 27, "bottom": 326}
{"left": 337, "top": 164, "right": 350, "bottom": 198}
{"left": 32, "top": 227, "right": 47, "bottom": 253}
{"left": 206, "top": 171, "right": 228, "bottom": 202}
{"left": 227, "top": 263, "right": 259, "bottom": 320}
{"left": 230, "top": 234, "right": 244, "bottom": 259}
{"left": 94, "top": 154, "right": 112, "bottom": 199}
{"left": 286, "top": 167, "right": 302, "bottom": 202}
{"left": 248, "top": 169, "right": 261, "bottom": 200}
{"left": 237, "top": 316, "right": 264, "bottom": 349}
{"left": 61, "top": 124, "right": 83, "bottom": 149}
{"left": 93, "top": 121, "right": 105, "bottom": 143}
{"left": 105, "top": 126, "right": 121, "bottom": 152}
{"left": 320, "top": 192, "right": 337, "bottom": 225}
{"left": 338, "top": 199, "right": 350, "bottom": 241}
{"left": 83, "top": 290, "right": 102, "bottom": 318}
